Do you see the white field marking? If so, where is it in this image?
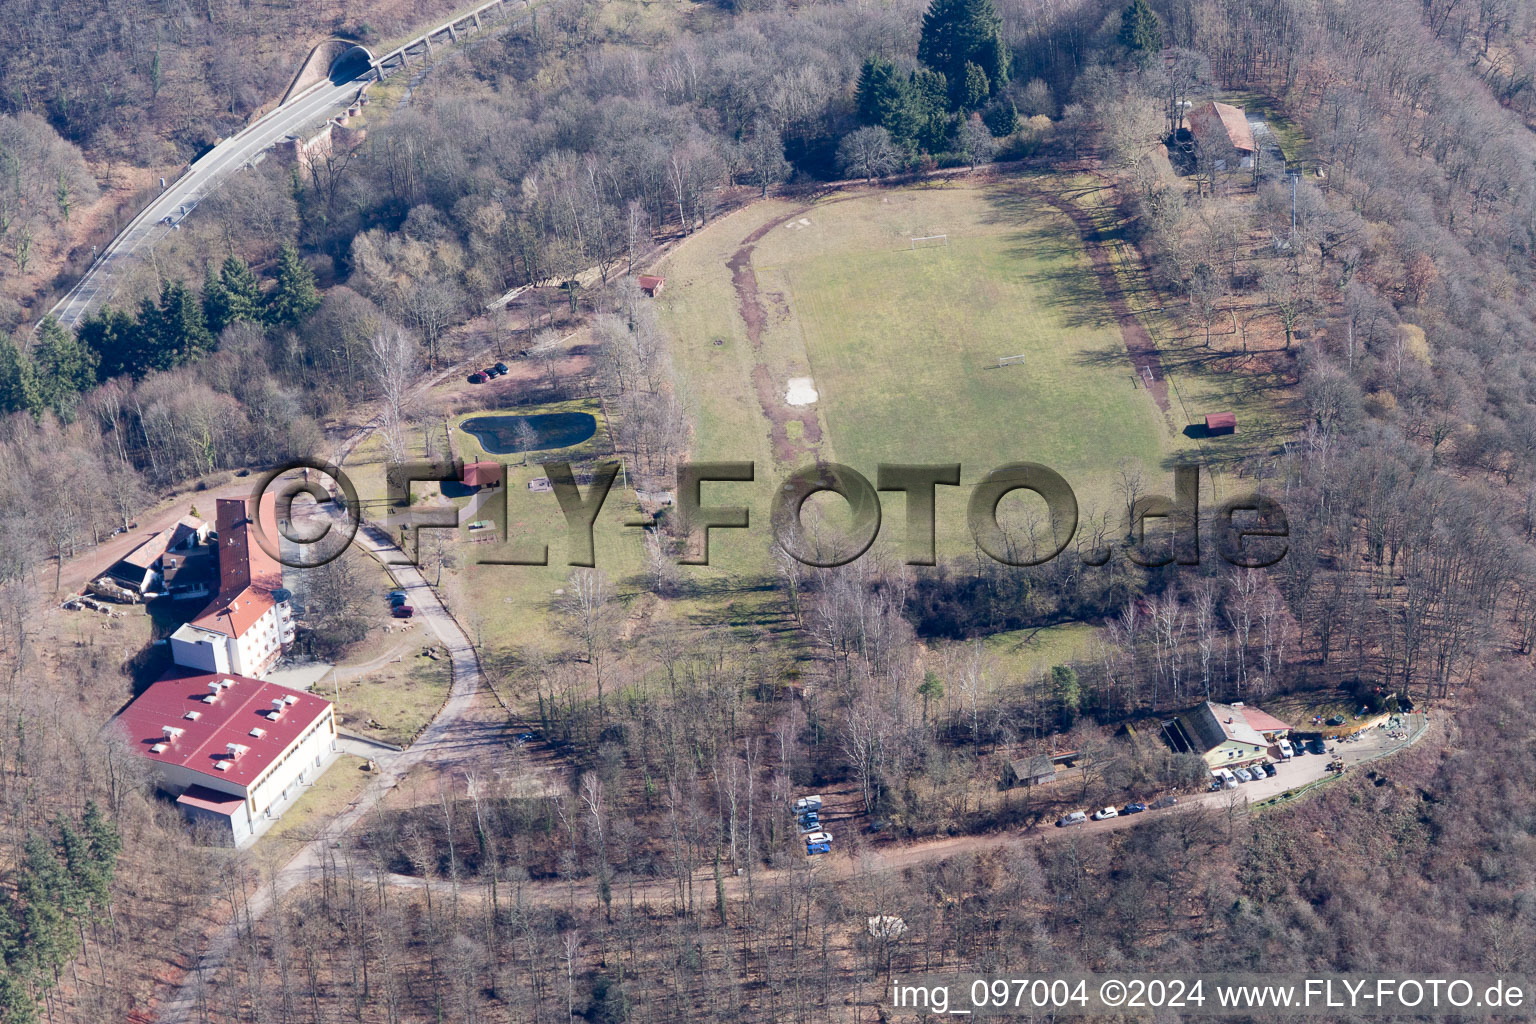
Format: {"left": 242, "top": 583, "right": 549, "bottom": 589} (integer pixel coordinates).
{"left": 785, "top": 377, "right": 819, "bottom": 406}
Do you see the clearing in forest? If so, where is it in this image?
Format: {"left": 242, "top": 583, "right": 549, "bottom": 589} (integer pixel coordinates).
{"left": 657, "top": 176, "right": 1199, "bottom": 560}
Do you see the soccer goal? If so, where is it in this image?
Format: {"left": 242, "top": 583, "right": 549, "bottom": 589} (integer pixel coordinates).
{"left": 996, "top": 354, "right": 1027, "bottom": 368}
{"left": 910, "top": 234, "right": 949, "bottom": 250}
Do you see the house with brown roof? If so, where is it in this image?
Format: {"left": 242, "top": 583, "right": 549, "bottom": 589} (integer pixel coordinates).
{"left": 461, "top": 460, "right": 503, "bottom": 490}
{"left": 637, "top": 275, "right": 665, "bottom": 297}
{"left": 169, "top": 497, "right": 294, "bottom": 679}
{"left": 1205, "top": 411, "right": 1237, "bottom": 435}
{"left": 1188, "top": 101, "right": 1256, "bottom": 171}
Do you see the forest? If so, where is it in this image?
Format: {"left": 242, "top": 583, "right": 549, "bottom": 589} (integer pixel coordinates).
{"left": 0, "top": 0, "right": 1535, "bottom": 1018}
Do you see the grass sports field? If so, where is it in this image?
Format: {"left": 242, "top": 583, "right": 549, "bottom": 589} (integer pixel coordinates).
{"left": 656, "top": 175, "right": 1276, "bottom": 559}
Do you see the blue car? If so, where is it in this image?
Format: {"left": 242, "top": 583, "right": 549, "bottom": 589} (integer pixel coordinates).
{"left": 388, "top": 590, "right": 408, "bottom": 606}
{"left": 1121, "top": 802, "right": 1147, "bottom": 815}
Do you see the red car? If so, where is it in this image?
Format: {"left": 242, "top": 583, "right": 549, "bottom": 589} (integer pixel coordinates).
{"left": 391, "top": 605, "right": 414, "bottom": 618}
{"left": 467, "top": 372, "right": 487, "bottom": 384}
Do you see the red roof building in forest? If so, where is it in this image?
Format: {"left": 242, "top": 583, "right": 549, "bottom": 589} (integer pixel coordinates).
{"left": 1188, "top": 101, "right": 1256, "bottom": 170}
{"left": 118, "top": 669, "right": 336, "bottom": 845}
{"left": 169, "top": 496, "right": 294, "bottom": 678}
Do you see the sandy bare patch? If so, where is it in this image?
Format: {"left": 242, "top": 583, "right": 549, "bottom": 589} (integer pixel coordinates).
{"left": 785, "top": 377, "right": 818, "bottom": 406}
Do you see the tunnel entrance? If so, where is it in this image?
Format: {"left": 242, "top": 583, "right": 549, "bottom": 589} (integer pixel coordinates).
{"left": 328, "top": 45, "right": 374, "bottom": 84}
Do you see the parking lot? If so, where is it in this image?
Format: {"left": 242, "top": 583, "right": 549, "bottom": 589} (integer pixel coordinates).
{"left": 1046, "top": 713, "right": 1428, "bottom": 837}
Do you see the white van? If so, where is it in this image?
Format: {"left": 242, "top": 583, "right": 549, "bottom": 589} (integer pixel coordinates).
{"left": 1219, "top": 768, "right": 1238, "bottom": 789}
{"left": 1277, "top": 739, "right": 1294, "bottom": 760}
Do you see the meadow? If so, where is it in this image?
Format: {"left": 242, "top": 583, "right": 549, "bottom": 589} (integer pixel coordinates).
{"left": 656, "top": 177, "right": 1208, "bottom": 560}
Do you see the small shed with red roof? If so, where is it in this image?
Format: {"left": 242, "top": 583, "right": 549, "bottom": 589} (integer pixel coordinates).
{"left": 462, "top": 461, "right": 503, "bottom": 490}
{"left": 1205, "top": 411, "right": 1237, "bottom": 435}
{"left": 638, "top": 275, "right": 665, "bottom": 297}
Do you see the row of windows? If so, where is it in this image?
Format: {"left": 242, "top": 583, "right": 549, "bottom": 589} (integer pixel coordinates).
{"left": 246, "top": 712, "right": 336, "bottom": 812}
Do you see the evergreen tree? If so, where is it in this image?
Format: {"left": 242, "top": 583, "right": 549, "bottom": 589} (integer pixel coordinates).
{"left": 1118, "top": 0, "right": 1164, "bottom": 61}
{"left": 30, "top": 317, "right": 97, "bottom": 419}
{"left": 1051, "top": 664, "right": 1081, "bottom": 726}
{"left": 856, "top": 58, "right": 955, "bottom": 152}
{"left": 856, "top": 57, "right": 912, "bottom": 136}
{"left": 77, "top": 306, "right": 145, "bottom": 381}
{"left": 52, "top": 804, "right": 119, "bottom": 969}
{"left": 962, "top": 61, "right": 991, "bottom": 110}
{"left": 918, "top": 0, "right": 1009, "bottom": 110}
{"left": 909, "top": 69, "right": 952, "bottom": 151}
{"left": 985, "top": 98, "right": 1021, "bottom": 136}
{"left": 0, "top": 336, "right": 38, "bottom": 416}
{"left": 81, "top": 801, "right": 122, "bottom": 892}
{"left": 17, "top": 832, "right": 77, "bottom": 991}
{"left": 201, "top": 264, "right": 231, "bottom": 334}
{"left": 266, "top": 243, "right": 320, "bottom": 326}
{"left": 204, "top": 255, "right": 264, "bottom": 334}
{"left": 151, "top": 280, "right": 215, "bottom": 370}
{"left": 0, "top": 972, "right": 36, "bottom": 1024}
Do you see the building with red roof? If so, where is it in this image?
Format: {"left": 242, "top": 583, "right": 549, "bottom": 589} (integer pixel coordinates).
{"left": 637, "top": 275, "right": 665, "bottom": 297}
{"left": 119, "top": 668, "right": 337, "bottom": 845}
{"left": 1205, "top": 411, "right": 1237, "bottom": 435}
{"left": 1188, "top": 101, "right": 1256, "bottom": 171}
{"left": 169, "top": 496, "right": 294, "bottom": 678}
{"left": 461, "top": 460, "right": 502, "bottom": 490}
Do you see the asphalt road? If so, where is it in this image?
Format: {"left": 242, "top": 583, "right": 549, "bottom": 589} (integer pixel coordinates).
{"left": 48, "top": 77, "right": 366, "bottom": 328}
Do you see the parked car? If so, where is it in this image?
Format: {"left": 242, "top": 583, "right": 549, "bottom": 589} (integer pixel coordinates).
{"left": 483, "top": 366, "right": 501, "bottom": 378}
{"left": 1056, "top": 811, "right": 1088, "bottom": 827}
{"left": 1234, "top": 767, "right": 1253, "bottom": 783}
{"left": 1092, "top": 807, "right": 1118, "bottom": 820}
{"left": 804, "top": 831, "right": 832, "bottom": 846}
{"left": 391, "top": 605, "right": 414, "bottom": 618}
{"left": 468, "top": 372, "right": 487, "bottom": 384}
{"left": 806, "top": 838, "right": 831, "bottom": 855}
{"left": 514, "top": 732, "right": 537, "bottom": 743}
{"left": 1277, "top": 739, "right": 1294, "bottom": 759}
{"left": 494, "top": 362, "right": 509, "bottom": 374}
{"left": 1261, "top": 762, "right": 1277, "bottom": 778}
{"left": 1307, "top": 738, "right": 1328, "bottom": 755}
{"left": 798, "top": 816, "right": 820, "bottom": 833}
{"left": 388, "top": 590, "right": 407, "bottom": 606}
{"left": 1121, "top": 802, "right": 1147, "bottom": 815}
{"left": 793, "top": 795, "right": 823, "bottom": 813}
{"left": 1151, "top": 796, "right": 1179, "bottom": 809}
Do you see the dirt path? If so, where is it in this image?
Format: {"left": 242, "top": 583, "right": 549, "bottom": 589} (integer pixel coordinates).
{"left": 350, "top": 713, "right": 1438, "bottom": 912}
{"left": 1035, "top": 186, "right": 1174, "bottom": 421}
{"left": 726, "top": 204, "right": 830, "bottom": 463}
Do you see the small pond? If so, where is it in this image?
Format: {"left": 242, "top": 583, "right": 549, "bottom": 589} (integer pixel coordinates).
{"left": 460, "top": 411, "right": 598, "bottom": 456}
